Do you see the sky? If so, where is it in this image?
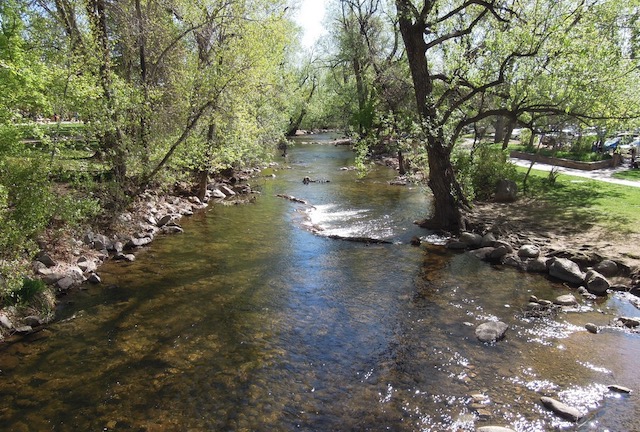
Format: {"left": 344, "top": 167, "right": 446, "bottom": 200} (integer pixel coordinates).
{"left": 293, "top": 0, "right": 329, "bottom": 49}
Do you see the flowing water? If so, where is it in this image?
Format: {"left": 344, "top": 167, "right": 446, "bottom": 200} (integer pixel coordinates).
{"left": 0, "top": 134, "right": 639, "bottom": 431}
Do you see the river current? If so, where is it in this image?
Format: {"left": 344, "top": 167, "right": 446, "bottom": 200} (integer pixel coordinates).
{"left": 0, "top": 134, "right": 638, "bottom": 431}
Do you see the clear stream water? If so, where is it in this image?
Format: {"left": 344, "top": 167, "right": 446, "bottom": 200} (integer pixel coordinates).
{"left": 0, "top": 134, "right": 638, "bottom": 431}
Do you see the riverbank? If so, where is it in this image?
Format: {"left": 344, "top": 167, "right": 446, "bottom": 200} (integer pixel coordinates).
{"left": 0, "top": 168, "right": 264, "bottom": 342}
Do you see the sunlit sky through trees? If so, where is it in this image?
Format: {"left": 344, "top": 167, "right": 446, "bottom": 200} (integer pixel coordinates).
{"left": 293, "top": 0, "right": 329, "bottom": 48}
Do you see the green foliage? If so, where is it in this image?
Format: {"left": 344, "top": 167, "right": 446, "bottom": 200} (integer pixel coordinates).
{"left": 453, "top": 144, "right": 518, "bottom": 201}
{"left": 4, "top": 278, "right": 45, "bottom": 307}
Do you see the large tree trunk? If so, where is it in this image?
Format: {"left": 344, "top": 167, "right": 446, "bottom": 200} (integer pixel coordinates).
{"left": 396, "top": 0, "right": 465, "bottom": 232}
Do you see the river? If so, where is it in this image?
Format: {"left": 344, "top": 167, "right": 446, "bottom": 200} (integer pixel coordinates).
{"left": 0, "top": 134, "right": 638, "bottom": 431}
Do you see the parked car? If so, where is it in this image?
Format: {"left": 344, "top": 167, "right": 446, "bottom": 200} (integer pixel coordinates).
{"left": 604, "top": 137, "right": 621, "bottom": 150}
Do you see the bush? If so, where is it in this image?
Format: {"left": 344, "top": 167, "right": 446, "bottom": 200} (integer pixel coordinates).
{"left": 5, "top": 278, "right": 45, "bottom": 306}
{"left": 453, "top": 144, "right": 517, "bottom": 201}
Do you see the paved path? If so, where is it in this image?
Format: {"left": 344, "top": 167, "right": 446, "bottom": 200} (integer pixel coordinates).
{"left": 511, "top": 158, "right": 640, "bottom": 188}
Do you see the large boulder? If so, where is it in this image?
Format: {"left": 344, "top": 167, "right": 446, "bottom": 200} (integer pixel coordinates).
{"left": 585, "top": 270, "right": 610, "bottom": 295}
{"left": 475, "top": 321, "right": 509, "bottom": 343}
{"left": 594, "top": 259, "right": 618, "bottom": 277}
{"left": 494, "top": 179, "right": 518, "bottom": 203}
{"left": 549, "top": 258, "right": 585, "bottom": 285}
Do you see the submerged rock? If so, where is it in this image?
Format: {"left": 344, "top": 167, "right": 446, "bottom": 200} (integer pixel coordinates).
{"left": 540, "top": 396, "right": 583, "bottom": 422}
{"left": 475, "top": 321, "right": 508, "bottom": 343}
{"left": 585, "top": 323, "right": 599, "bottom": 334}
{"left": 554, "top": 294, "right": 578, "bottom": 306}
{"left": 607, "top": 384, "right": 632, "bottom": 394}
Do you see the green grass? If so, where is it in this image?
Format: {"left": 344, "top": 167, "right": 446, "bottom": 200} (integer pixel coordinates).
{"left": 515, "top": 167, "right": 640, "bottom": 234}
{"left": 613, "top": 169, "right": 640, "bottom": 181}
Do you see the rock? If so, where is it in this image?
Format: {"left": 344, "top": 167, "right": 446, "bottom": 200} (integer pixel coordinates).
{"left": 525, "top": 258, "right": 548, "bottom": 273}
{"left": 594, "top": 259, "right": 618, "bottom": 277}
{"left": 549, "top": 258, "right": 585, "bottom": 285}
{"left": 503, "top": 255, "right": 522, "bottom": 269}
{"left": 218, "top": 185, "right": 236, "bottom": 197}
{"left": 585, "top": 270, "right": 610, "bottom": 296}
{"left": 481, "top": 232, "right": 497, "bottom": 247}
{"left": 540, "top": 396, "right": 582, "bottom": 422}
{"left": 0, "top": 314, "right": 14, "bottom": 330}
{"left": 554, "top": 294, "right": 578, "bottom": 306}
{"left": 617, "top": 316, "right": 640, "bottom": 328}
{"left": 40, "top": 271, "right": 65, "bottom": 285}
{"left": 211, "top": 189, "right": 227, "bottom": 199}
{"left": 475, "top": 321, "right": 508, "bottom": 343}
{"left": 161, "top": 225, "right": 184, "bottom": 234}
{"left": 459, "top": 232, "right": 483, "bottom": 248}
{"left": 83, "top": 231, "right": 94, "bottom": 245}
{"left": 23, "top": 316, "right": 43, "bottom": 327}
{"left": 477, "top": 427, "right": 516, "bottom": 432}
{"left": 14, "top": 326, "right": 33, "bottom": 334}
{"left": 77, "top": 257, "right": 97, "bottom": 273}
{"left": 156, "top": 214, "right": 174, "bottom": 227}
{"left": 469, "top": 247, "right": 494, "bottom": 260}
{"left": 585, "top": 323, "right": 599, "bottom": 334}
{"left": 57, "top": 277, "right": 75, "bottom": 291}
{"left": 475, "top": 408, "right": 493, "bottom": 420}
{"left": 115, "top": 253, "right": 136, "bottom": 262}
{"left": 446, "top": 240, "right": 468, "bottom": 250}
{"left": 577, "top": 286, "right": 597, "bottom": 300}
{"left": 518, "top": 244, "right": 540, "bottom": 259}
{"left": 32, "top": 260, "right": 46, "bottom": 272}
{"left": 93, "top": 234, "right": 110, "bottom": 251}
{"left": 607, "top": 384, "right": 632, "bottom": 394}
{"left": 87, "top": 273, "right": 102, "bottom": 284}
{"left": 112, "top": 241, "right": 124, "bottom": 254}
{"left": 125, "top": 236, "right": 153, "bottom": 249}
{"left": 36, "top": 252, "right": 56, "bottom": 268}
{"left": 489, "top": 244, "right": 511, "bottom": 261}
{"left": 145, "top": 215, "right": 158, "bottom": 226}
{"left": 494, "top": 179, "right": 518, "bottom": 203}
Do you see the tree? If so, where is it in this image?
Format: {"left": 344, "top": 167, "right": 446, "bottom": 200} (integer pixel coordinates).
{"left": 394, "top": 0, "right": 640, "bottom": 232}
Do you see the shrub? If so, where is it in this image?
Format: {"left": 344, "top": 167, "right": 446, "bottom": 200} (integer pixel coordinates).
{"left": 453, "top": 143, "right": 517, "bottom": 201}
{"left": 5, "top": 278, "right": 46, "bottom": 306}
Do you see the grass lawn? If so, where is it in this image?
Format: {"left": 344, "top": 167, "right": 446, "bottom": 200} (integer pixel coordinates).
{"left": 515, "top": 167, "right": 640, "bottom": 234}
{"left": 613, "top": 169, "right": 640, "bottom": 182}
